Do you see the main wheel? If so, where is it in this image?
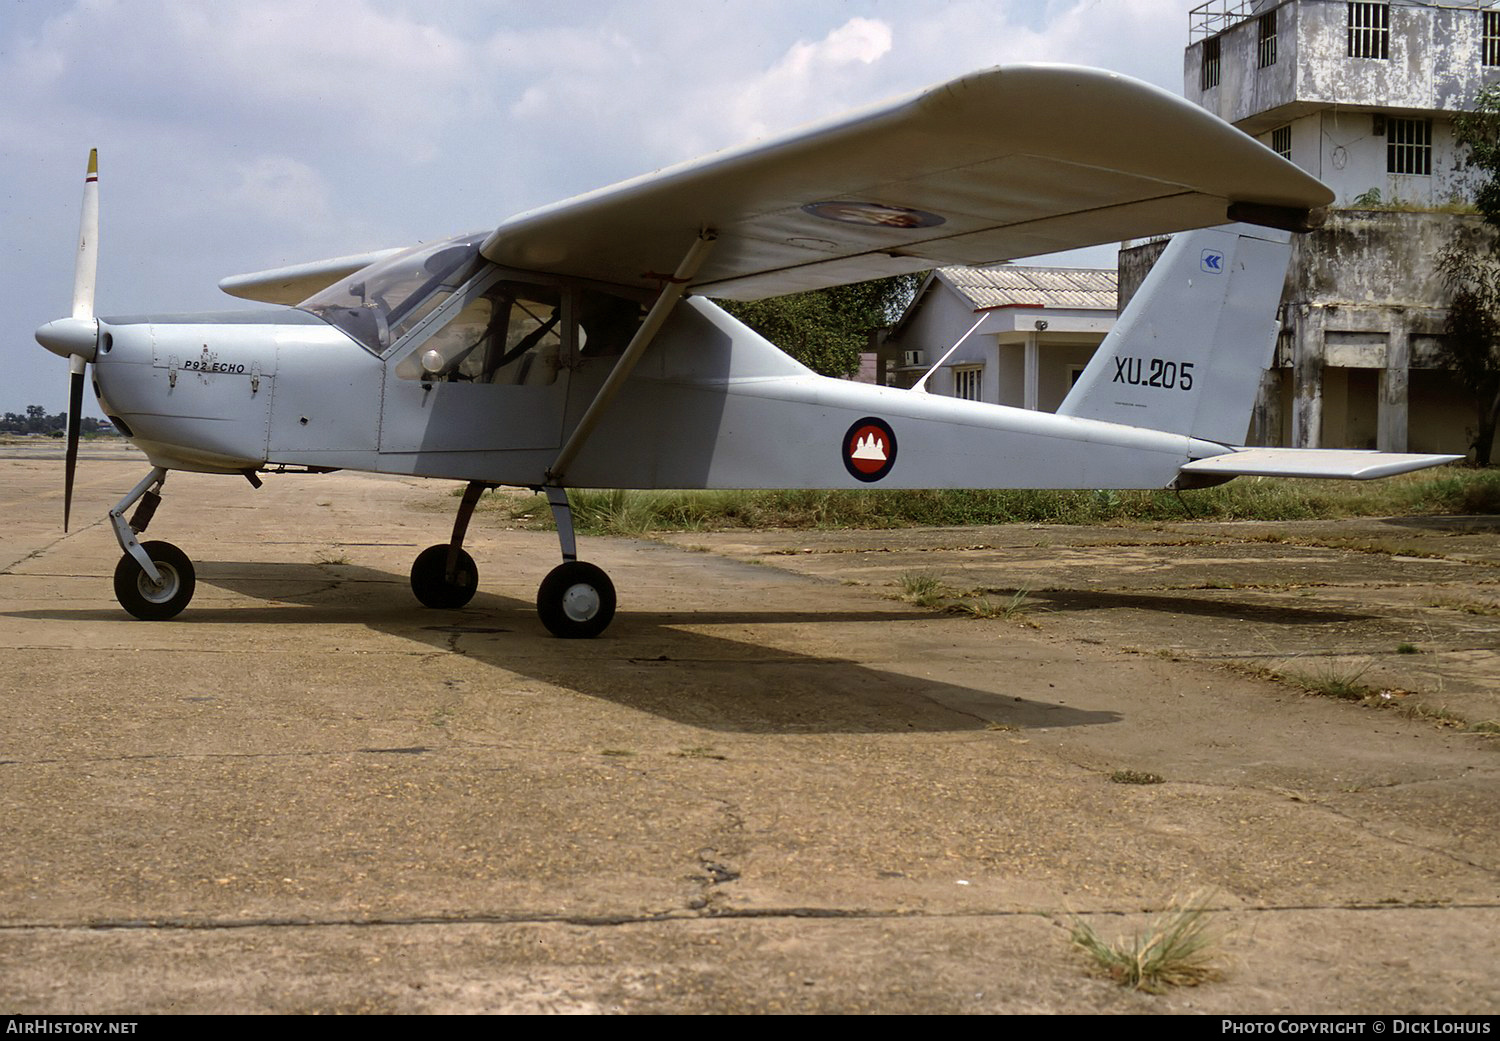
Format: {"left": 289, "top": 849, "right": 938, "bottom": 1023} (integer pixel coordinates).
{"left": 537, "top": 561, "right": 615, "bottom": 639}
{"left": 410, "top": 544, "right": 479, "bottom": 609}
{"left": 113, "top": 540, "right": 196, "bottom": 621}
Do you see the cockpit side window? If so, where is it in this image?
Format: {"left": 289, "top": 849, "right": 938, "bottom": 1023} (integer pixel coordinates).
{"left": 394, "top": 280, "right": 566, "bottom": 386}
{"left": 577, "top": 289, "right": 645, "bottom": 357}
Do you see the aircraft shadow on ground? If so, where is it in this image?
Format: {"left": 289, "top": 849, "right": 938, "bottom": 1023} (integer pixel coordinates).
{"left": 13, "top": 559, "right": 1121, "bottom": 736}
{"left": 1024, "top": 588, "right": 1372, "bottom": 625}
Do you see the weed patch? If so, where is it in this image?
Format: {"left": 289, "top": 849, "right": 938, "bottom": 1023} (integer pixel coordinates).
{"left": 472, "top": 468, "right": 1499, "bottom": 535}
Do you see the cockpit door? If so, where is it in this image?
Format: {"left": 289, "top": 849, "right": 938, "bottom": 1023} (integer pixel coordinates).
{"left": 377, "top": 274, "right": 573, "bottom": 455}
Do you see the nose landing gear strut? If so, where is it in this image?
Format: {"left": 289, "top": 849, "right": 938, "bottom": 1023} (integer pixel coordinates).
{"left": 107, "top": 466, "right": 196, "bottom": 621}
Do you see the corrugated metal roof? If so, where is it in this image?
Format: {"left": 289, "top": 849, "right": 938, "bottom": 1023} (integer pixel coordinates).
{"left": 938, "top": 264, "right": 1116, "bottom": 311}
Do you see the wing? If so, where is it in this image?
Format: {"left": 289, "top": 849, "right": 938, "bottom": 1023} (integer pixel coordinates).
{"left": 480, "top": 64, "right": 1333, "bottom": 300}
{"left": 219, "top": 248, "right": 405, "bottom": 305}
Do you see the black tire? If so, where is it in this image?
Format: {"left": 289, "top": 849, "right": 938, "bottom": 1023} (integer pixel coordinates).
{"left": 113, "top": 540, "right": 196, "bottom": 621}
{"left": 410, "top": 544, "right": 478, "bottom": 609}
{"left": 536, "top": 561, "right": 615, "bottom": 639}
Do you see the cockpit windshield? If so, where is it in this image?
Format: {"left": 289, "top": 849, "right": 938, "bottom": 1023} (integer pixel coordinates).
{"left": 299, "top": 231, "right": 487, "bottom": 354}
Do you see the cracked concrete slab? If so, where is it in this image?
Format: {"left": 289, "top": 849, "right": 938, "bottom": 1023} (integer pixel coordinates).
{"left": 1, "top": 445, "right": 1496, "bottom": 1013}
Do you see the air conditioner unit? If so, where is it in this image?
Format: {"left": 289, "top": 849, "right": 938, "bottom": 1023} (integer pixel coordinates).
{"left": 901, "top": 350, "right": 925, "bottom": 368}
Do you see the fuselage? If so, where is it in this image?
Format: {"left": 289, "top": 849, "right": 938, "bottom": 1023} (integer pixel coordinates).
{"left": 85, "top": 293, "right": 1228, "bottom": 492}
{"left": 73, "top": 228, "right": 1245, "bottom": 491}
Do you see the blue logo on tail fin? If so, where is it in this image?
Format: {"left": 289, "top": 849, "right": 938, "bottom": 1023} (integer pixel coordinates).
{"left": 1200, "top": 250, "right": 1224, "bottom": 273}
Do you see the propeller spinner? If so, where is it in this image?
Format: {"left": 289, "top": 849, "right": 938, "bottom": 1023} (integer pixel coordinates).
{"left": 34, "top": 149, "right": 101, "bottom": 531}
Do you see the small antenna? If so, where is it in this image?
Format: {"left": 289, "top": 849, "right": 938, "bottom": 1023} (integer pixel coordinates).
{"left": 911, "top": 313, "right": 988, "bottom": 393}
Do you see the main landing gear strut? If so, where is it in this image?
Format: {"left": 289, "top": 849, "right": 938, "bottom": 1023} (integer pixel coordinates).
{"left": 411, "top": 481, "right": 616, "bottom": 639}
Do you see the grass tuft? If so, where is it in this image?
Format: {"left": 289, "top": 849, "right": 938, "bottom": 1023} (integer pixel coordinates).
{"left": 961, "top": 587, "right": 1033, "bottom": 620}
{"left": 897, "top": 571, "right": 947, "bottom": 608}
{"left": 1070, "top": 892, "right": 1223, "bottom": 993}
{"left": 1110, "top": 770, "right": 1165, "bottom": 785}
{"left": 1427, "top": 597, "right": 1500, "bottom": 617}
{"left": 1282, "top": 659, "right": 1374, "bottom": 701}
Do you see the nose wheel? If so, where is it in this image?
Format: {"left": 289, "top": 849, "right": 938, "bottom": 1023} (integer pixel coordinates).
{"left": 113, "top": 540, "right": 195, "bottom": 620}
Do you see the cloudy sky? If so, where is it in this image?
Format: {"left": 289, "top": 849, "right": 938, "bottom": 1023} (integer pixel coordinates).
{"left": 2, "top": 0, "right": 1192, "bottom": 415}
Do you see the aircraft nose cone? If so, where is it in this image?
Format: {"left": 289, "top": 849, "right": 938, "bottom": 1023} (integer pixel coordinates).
{"left": 35, "top": 317, "right": 98, "bottom": 362}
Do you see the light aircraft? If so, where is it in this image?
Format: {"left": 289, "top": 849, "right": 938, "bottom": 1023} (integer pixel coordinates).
{"left": 35, "top": 65, "right": 1459, "bottom": 637}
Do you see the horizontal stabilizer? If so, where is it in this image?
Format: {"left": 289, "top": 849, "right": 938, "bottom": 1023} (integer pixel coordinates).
{"left": 1181, "top": 448, "right": 1462, "bottom": 481}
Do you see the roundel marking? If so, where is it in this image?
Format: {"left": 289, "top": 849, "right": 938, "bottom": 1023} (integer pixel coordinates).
{"left": 842, "top": 417, "right": 897, "bottom": 483}
{"left": 802, "top": 200, "right": 946, "bottom": 229}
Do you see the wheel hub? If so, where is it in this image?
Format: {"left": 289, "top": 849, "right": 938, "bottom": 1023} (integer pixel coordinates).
{"left": 135, "top": 563, "right": 179, "bottom": 604}
{"left": 560, "top": 582, "right": 600, "bottom": 622}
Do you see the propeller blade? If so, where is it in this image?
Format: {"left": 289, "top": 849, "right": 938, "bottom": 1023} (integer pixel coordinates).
{"left": 72, "top": 149, "right": 99, "bottom": 321}
{"left": 64, "top": 356, "right": 85, "bottom": 532}
{"left": 62, "top": 150, "right": 99, "bottom": 532}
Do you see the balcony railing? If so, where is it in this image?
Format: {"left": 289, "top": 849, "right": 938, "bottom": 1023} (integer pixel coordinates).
{"left": 1190, "top": 0, "right": 1500, "bottom": 44}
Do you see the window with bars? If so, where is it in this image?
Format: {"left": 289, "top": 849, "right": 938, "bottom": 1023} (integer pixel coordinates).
{"left": 1485, "top": 10, "right": 1500, "bottom": 67}
{"left": 1271, "top": 125, "right": 1292, "bottom": 160}
{"left": 953, "top": 367, "right": 982, "bottom": 402}
{"left": 1202, "top": 36, "right": 1221, "bottom": 89}
{"left": 1387, "top": 118, "right": 1431, "bottom": 175}
{"left": 1348, "top": 2, "right": 1389, "bottom": 59}
{"left": 1258, "top": 11, "right": 1278, "bottom": 68}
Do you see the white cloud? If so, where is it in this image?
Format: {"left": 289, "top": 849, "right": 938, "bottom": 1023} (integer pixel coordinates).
{"left": 719, "top": 17, "right": 896, "bottom": 141}
{"left": 2, "top": 0, "right": 481, "bottom": 160}
{"left": 3, "top": 0, "right": 1200, "bottom": 413}
{"left": 224, "top": 155, "right": 334, "bottom": 227}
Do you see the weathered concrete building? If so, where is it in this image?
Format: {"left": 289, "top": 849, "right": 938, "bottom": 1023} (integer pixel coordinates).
{"left": 1187, "top": 0, "right": 1496, "bottom": 208}
{"left": 1174, "top": 0, "right": 1499, "bottom": 453}
{"left": 879, "top": 265, "right": 1116, "bottom": 409}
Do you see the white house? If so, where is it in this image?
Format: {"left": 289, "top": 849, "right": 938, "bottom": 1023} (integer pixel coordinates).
{"left": 881, "top": 265, "right": 1116, "bottom": 411}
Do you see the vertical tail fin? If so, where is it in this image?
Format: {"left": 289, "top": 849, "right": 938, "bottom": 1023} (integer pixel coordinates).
{"left": 1056, "top": 223, "right": 1290, "bottom": 445}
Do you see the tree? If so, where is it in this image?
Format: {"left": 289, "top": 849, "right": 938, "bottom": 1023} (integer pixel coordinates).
{"left": 1441, "top": 86, "right": 1500, "bottom": 464}
{"left": 1437, "top": 244, "right": 1500, "bottom": 465}
{"left": 1455, "top": 83, "right": 1500, "bottom": 229}
{"left": 717, "top": 273, "right": 923, "bottom": 377}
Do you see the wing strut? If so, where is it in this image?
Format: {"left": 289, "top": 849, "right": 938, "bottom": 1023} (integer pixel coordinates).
{"left": 545, "top": 229, "right": 717, "bottom": 485}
